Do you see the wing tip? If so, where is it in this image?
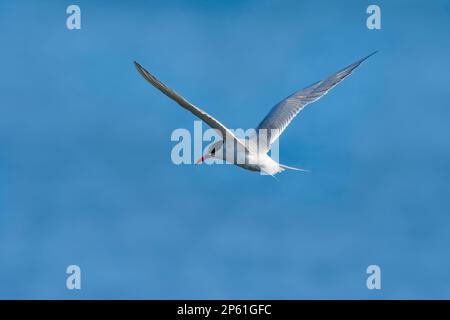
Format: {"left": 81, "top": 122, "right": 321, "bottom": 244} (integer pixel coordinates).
{"left": 344, "top": 50, "right": 378, "bottom": 73}
{"left": 133, "top": 60, "right": 145, "bottom": 72}
{"left": 359, "top": 50, "right": 379, "bottom": 64}
{"left": 133, "top": 61, "right": 158, "bottom": 84}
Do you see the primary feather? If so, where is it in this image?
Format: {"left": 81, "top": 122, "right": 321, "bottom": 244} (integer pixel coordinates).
{"left": 255, "top": 51, "right": 378, "bottom": 152}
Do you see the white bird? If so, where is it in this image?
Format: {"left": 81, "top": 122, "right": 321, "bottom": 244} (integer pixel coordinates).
{"left": 134, "top": 51, "right": 376, "bottom": 176}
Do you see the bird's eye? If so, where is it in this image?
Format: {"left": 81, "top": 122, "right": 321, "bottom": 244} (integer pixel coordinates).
{"left": 211, "top": 148, "right": 216, "bottom": 154}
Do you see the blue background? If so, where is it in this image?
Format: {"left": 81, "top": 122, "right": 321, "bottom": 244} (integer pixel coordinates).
{"left": 1, "top": 0, "right": 450, "bottom": 299}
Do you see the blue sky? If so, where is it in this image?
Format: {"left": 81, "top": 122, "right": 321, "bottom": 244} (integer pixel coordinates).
{"left": 0, "top": 0, "right": 450, "bottom": 298}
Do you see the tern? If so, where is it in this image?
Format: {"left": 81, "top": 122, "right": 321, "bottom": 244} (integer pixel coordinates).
{"left": 134, "top": 51, "right": 376, "bottom": 176}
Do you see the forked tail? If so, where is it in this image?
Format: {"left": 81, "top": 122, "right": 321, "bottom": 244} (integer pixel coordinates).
{"left": 279, "top": 164, "right": 310, "bottom": 172}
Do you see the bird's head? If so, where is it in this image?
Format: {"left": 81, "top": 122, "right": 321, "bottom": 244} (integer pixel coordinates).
{"left": 195, "top": 140, "right": 224, "bottom": 164}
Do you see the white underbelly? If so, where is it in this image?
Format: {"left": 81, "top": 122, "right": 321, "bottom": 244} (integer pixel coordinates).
{"left": 237, "top": 152, "right": 282, "bottom": 175}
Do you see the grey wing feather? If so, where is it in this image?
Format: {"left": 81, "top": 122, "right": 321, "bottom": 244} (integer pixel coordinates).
{"left": 134, "top": 61, "right": 246, "bottom": 149}
{"left": 256, "top": 51, "right": 377, "bottom": 150}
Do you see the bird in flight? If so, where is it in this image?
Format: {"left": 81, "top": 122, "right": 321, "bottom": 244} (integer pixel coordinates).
{"left": 134, "top": 51, "right": 376, "bottom": 176}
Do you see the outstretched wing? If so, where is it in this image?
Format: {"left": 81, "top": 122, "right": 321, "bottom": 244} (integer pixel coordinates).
{"left": 255, "top": 51, "right": 377, "bottom": 152}
{"left": 134, "top": 61, "right": 246, "bottom": 149}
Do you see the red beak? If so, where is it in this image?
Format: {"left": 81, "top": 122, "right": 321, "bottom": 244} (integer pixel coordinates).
{"left": 195, "top": 155, "right": 205, "bottom": 165}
